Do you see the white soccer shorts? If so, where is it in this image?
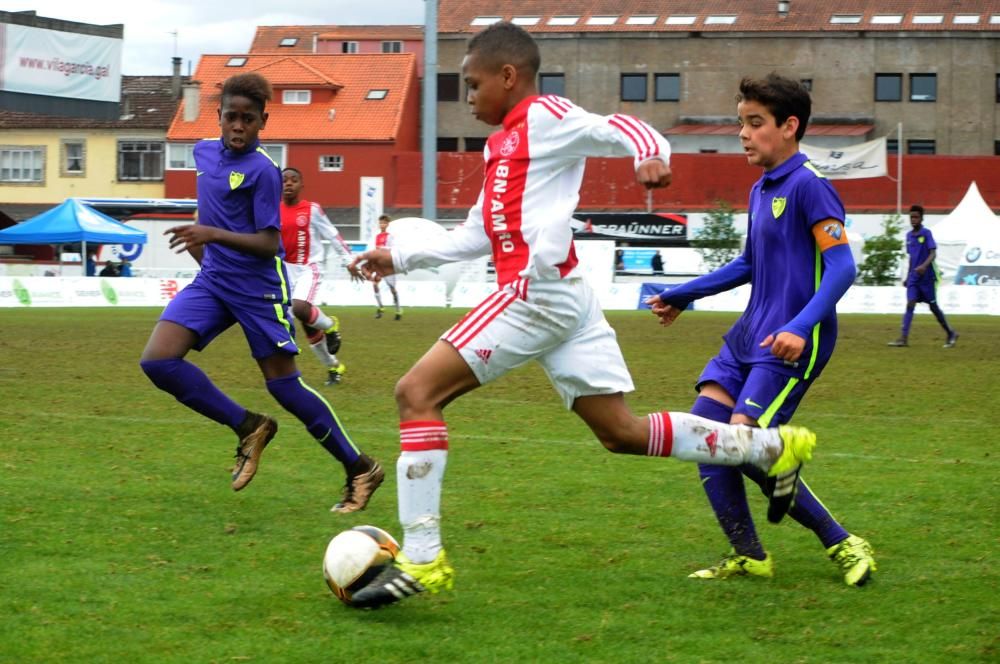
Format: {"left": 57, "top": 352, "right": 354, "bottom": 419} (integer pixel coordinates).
{"left": 285, "top": 262, "right": 322, "bottom": 303}
{"left": 441, "top": 277, "right": 634, "bottom": 409}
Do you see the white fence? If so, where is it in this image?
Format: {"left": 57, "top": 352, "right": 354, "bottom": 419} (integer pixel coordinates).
{"left": 1, "top": 276, "right": 997, "bottom": 315}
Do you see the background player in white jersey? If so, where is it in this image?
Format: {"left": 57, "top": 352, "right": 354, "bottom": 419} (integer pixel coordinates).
{"left": 372, "top": 214, "right": 402, "bottom": 320}
{"left": 280, "top": 167, "right": 351, "bottom": 385}
{"left": 346, "top": 21, "right": 816, "bottom": 609}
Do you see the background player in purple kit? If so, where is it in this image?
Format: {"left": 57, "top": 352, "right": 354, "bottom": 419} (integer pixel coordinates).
{"left": 648, "top": 73, "right": 876, "bottom": 586}
{"left": 888, "top": 204, "right": 958, "bottom": 348}
{"left": 138, "top": 72, "right": 382, "bottom": 514}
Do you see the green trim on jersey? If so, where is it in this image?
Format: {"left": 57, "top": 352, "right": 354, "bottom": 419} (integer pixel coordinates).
{"left": 803, "top": 244, "right": 822, "bottom": 381}
{"left": 273, "top": 303, "right": 294, "bottom": 341}
{"left": 256, "top": 146, "right": 279, "bottom": 167}
{"left": 758, "top": 377, "right": 800, "bottom": 427}
{"left": 274, "top": 257, "right": 289, "bottom": 303}
{"left": 803, "top": 161, "right": 827, "bottom": 179}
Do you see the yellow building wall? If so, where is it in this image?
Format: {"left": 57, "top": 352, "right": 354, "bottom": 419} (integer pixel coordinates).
{"left": 0, "top": 129, "right": 166, "bottom": 204}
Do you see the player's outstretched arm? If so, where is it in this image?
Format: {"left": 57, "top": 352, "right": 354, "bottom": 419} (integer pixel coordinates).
{"left": 348, "top": 249, "right": 394, "bottom": 282}
{"left": 636, "top": 158, "right": 672, "bottom": 190}
{"left": 645, "top": 294, "right": 685, "bottom": 327}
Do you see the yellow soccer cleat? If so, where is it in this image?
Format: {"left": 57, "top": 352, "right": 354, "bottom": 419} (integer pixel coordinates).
{"left": 827, "top": 534, "right": 877, "bottom": 587}
{"left": 689, "top": 550, "right": 774, "bottom": 580}
{"left": 350, "top": 549, "right": 455, "bottom": 609}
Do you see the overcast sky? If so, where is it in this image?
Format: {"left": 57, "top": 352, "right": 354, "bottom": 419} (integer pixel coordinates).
{"left": 10, "top": 0, "right": 426, "bottom": 75}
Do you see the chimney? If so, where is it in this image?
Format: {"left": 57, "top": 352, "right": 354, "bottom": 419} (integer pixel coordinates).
{"left": 312, "top": 32, "right": 318, "bottom": 53}
{"left": 171, "top": 56, "right": 182, "bottom": 99}
{"left": 778, "top": 0, "right": 790, "bottom": 17}
{"left": 182, "top": 81, "right": 201, "bottom": 122}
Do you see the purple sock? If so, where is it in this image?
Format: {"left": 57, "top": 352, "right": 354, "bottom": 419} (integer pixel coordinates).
{"left": 901, "top": 307, "right": 915, "bottom": 337}
{"left": 140, "top": 358, "right": 246, "bottom": 428}
{"left": 741, "top": 466, "right": 850, "bottom": 549}
{"left": 265, "top": 371, "right": 360, "bottom": 466}
{"left": 693, "top": 396, "right": 767, "bottom": 560}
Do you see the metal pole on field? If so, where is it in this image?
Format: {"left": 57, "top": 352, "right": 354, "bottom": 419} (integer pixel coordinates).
{"left": 896, "top": 122, "right": 902, "bottom": 215}
{"left": 422, "top": 0, "right": 438, "bottom": 221}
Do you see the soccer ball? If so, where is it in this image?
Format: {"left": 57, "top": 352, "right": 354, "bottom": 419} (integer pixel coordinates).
{"left": 323, "top": 525, "right": 400, "bottom": 605}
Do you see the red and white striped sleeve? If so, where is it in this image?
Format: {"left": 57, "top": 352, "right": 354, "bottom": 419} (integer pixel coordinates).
{"left": 528, "top": 95, "right": 671, "bottom": 170}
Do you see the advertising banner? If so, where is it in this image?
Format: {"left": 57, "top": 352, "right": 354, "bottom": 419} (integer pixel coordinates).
{"left": 0, "top": 22, "right": 122, "bottom": 102}
{"left": 571, "top": 213, "right": 688, "bottom": 245}
{"left": 359, "top": 177, "right": 384, "bottom": 246}
{"left": 800, "top": 137, "right": 887, "bottom": 180}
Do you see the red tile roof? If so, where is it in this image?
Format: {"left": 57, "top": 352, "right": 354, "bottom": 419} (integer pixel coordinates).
{"left": 250, "top": 25, "right": 423, "bottom": 52}
{"left": 167, "top": 54, "right": 416, "bottom": 142}
{"left": 0, "top": 75, "right": 185, "bottom": 129}
{"left": 668, "top": 123, "right": 875, "bottom": 136}
{"left": 438, "top": 1, "right": 1000, "bottom": 33}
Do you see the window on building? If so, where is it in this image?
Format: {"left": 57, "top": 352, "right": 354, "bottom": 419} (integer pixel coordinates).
{"left": 699, "top": 149, "right": 719, "bottom": 154}
{"left": 167, "top": 143, "right": 195, "bottom": 170}
{"left": 621, "top": 74, "right": 647, "bottom": 102}
{"left": 887, "top": 139, "right": 899, "bottom": 154}
{"left": 464, "top": 137, "right": 487, "bottom": 152}
{"left": 282, "top": 90, "right": 311, "bottom": 104}
{"left": 995, "top": 140, "right": 1000, "bottom": 156}
{"left": 226, "top": 57, "right": 247, "bottom": 67}
{"left": 62, "top": 140, "right": 85, "bottom": 176}
{"left": 341, "top": 41, "right": 359, "bottom": 54}
{"left": 381, "top": 41, "right": 402, "bottom": 53}
{"left": 319, "top": 155, "right": 343, "bottom": 172}
{"left": 910, "top": 74, "right": 937, "bottom": 102}
{"left": 875, "top": 73, "right": 902, "bottom": 101}
{"left": 0, "top": 146, "right": 44, "bottom": 183}
{"left": 118, "top": 141, "right": 163, "bottom": 181}
{"left": 437, "top": 137, "right": 459, "bottom": 152}
{"left": 907, "top": 139, "right": 936, "bottom": 155}
{"left": 548, "top": 16, "right": 579, "bottom": 26}
{"left": 654, "top": 74, "right": 680, "bottom": 101}
{"left": 259, "top": 144, "right": 285, "bottom": 168}
{"left": 438, "top": 73, "right": 460, "bottom": 101}
{"left": 799, "top": 78, "right": 813, "bottom": 92}
{"left": 539, "top": 73, "right": 565, "bottom": 96}
{"left": 366, "top": 89, "right": 388, "bottom": 100}
{"left": 279, "top": 37, "right": 298, "bottom": 47}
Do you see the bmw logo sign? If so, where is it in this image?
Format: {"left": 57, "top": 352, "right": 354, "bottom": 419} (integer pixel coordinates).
{"left": 965, "top": 246, "right": 982, "bottom": 263}
{"left": 117, "top": 244, "right": 143, "bottom": 261}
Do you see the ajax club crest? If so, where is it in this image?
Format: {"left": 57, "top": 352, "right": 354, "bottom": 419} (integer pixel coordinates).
{"left": 500, "top": 131, "right": 520, "bottom": 157}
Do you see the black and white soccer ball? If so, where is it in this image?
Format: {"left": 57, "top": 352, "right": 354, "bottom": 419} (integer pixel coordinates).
{"left": 323, "top": 525, "right": 400, "bottom": 605}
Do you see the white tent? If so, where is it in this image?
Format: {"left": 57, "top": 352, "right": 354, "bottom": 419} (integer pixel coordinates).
{"left": 927, "top": 181, "right": 1000, "bottom": 281}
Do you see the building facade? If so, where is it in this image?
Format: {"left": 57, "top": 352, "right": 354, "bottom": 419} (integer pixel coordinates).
{"left": 435, "top": 1, "right": 1000, "bottom": 156}
{"left": 164, "top": 53, "right": 420, "bottom": 208}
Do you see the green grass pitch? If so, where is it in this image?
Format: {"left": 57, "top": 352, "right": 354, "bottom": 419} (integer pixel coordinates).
{"left": 1, "top": 307, "right": 997, "bottom": 662}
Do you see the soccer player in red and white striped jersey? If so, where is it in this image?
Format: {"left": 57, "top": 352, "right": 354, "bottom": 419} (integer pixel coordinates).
{"left": 347, "top": 21, "right": 816, "bottom": 609}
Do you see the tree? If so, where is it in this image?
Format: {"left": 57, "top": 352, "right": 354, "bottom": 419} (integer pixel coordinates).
{"left": 857, "top": 214, "right": 905, "bottom": 285}
{"left": 692, "top": 201, "right": 741, "bottom": 271}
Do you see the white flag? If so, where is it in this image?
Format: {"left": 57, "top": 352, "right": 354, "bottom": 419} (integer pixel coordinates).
{"left": 800, "top": 137, "right": 887, "bottom": 180}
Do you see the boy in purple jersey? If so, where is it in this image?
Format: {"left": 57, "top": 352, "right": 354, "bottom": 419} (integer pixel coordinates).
{"left": 888, "top": 204, "right": 958, "bottom": 348}
{"left": 138, "top": 73, "right": 383, "bottom": 514}
{"left": 648, "top": 73, "right": 877, "bottom": 586}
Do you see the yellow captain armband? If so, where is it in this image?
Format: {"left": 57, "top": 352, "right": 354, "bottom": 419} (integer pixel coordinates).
{"left": 813, "top": 219, "right": 849, "bottom": 252}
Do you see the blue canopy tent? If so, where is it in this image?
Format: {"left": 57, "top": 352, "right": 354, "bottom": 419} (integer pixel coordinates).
{"left": 0, "top": 198, "right": 148, "bottom": 275}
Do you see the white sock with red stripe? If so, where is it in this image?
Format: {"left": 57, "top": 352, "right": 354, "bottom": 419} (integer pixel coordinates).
{"left": 308, "top": 305, "right": 335, "bottom": 332}
{"left": 646, "top": 412, "right": 783, "bottom": 467}
{"left": 398, "top": 420, "right": 449, "bottom": 564}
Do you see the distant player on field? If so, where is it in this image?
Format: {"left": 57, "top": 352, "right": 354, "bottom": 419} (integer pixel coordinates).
{"left": 647, "top": 73, "right": 876, "bottom": 586}
{"left": 346, "top": 22, "right": 817, "bottom": 608}
{"left": 372, "top": 214, "right": 402, "bottom": 320}
{"left": 280, "top": 167, "right": 350, "bottom": 385}
{"left": 887, "top": 204, "right": 958, "bottom": 348}
{"left": 138, "top": 73, "right": 383, "bottom": 514}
